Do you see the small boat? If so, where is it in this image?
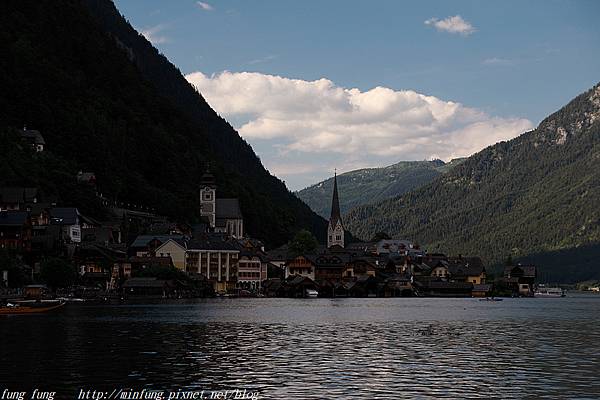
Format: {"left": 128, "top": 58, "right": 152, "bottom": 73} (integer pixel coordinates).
{"left": 305, "top": 289, "right": 319, "bottom": 298}
{"left": 534, "top": 286, "right": 565, "bottom": 298}
{"left": 479, "top": 297, "right": 503, "bottom": 301}
{"left": 0, "top": 300, "right": 65, "bottom": 315}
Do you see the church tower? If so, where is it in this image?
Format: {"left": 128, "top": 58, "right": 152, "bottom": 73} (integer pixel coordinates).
{"left": 327, "top": 171, "right": 345, "bottom": 248}
{"left": 200, "top": 167, "right": 216, "bottom": 228}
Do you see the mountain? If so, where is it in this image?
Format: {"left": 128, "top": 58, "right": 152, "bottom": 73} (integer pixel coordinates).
{"left": 296, "top": 159, "right": 464, "bottom": 219}
{"left": 0, "top": 0, "right": 326, "bottom": 246}
{"left": 345, "top": 84, "right": 600, "bottom": 282}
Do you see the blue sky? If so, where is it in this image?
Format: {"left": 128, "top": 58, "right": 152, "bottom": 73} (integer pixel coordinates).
{"left": 114, "top": 0, "right": 600, "bottom": 190}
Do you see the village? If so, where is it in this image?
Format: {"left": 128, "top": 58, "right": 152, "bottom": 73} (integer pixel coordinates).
{"left": 0, "top": 129, "right": 541, "bottom": 302}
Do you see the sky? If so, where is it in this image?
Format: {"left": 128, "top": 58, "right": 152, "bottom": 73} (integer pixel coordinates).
{"left": 113, "top": 0, "right": 600, "bottom": 190}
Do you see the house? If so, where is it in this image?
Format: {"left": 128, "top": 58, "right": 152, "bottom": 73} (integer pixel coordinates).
{"left": 285, "top": 255, "right": 316, "bottom": 280}
{"left": 128, "top": 234, "right": 184, "bottom": 257}
{"left": 20, "top": 129, "right": 45, "bottom": 152}
{"left": 429, "top": 260, "right": 450, "bottom": 279}
{"left": 185, "top": 236, "right": 240, "bottom": 293}
{"left": 375, "top": 239, "right": 414, "bottom": 255}
{"left": 49, "top": 207, "right": 95, "bottom": 243}
{"left": 76, "top": 171, "right": 96, "bottom": 185}
{"left": 237, "top": 252, "right": 268, "bottom": 292}
{"left": 284, "top": 275, "right": 319, "bottom": 298}
{"left": 342, "top": 258, "right": 378, "bottom": 280}
{"left": 314, "top": 252, "right": 350, "bottom": 282}
{"left": 0, "top": 211, "right": 32, "bottom": 251}
{"left": 154, "top": 238, "right": 187, "bottom": 270}
{"left": 503, "top": 264, "right": 537, "bottom": 296}
{"left": 448, "top": 257, "right": 486, "bottom": 284}
{"left": 199, "top": 169, "right": 244, "bottom": 239}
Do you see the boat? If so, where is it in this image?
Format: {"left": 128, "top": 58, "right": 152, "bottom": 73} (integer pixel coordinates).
{"left": 479, "top": 297, "right": 503, "bottom": 302}
{"left": 305, "top": 289, "right": 319, "bottom": 298}
{"left": 0, "top": 300, "right": 65, "bottom": 315}
{"left": 534, "top": 286, "right": 565, "bottom": 298}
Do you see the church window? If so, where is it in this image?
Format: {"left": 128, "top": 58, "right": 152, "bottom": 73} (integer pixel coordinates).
{"left": 336, "top": 235, "right": 341, "bottom": 241}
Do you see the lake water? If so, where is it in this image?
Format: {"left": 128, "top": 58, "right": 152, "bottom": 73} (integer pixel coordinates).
{"left": 2, "top": 295, "right": 600, "bottom": 399}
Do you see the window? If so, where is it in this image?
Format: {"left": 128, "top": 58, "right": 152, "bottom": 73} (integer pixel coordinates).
{"left": 203, "top": 192, "right": 213, "bottom": 201}
{"left": 336, "top": 235, "right": 341, "bottom": 241}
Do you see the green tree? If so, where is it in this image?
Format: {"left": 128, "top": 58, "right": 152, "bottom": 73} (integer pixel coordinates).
{"left": 40, "top": 258, "right": 76, "bottom": 289}
{"left": 289, "top": 229, "right": 319, "bottom": 256}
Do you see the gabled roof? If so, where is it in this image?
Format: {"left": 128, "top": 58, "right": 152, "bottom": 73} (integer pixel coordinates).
{"left": 0, "top": 211, "right": 28, "bottom": 226}
{"left": 216, "top": 198, "right": 242, "bottom": 219}
{"left": 504, "top": 265, "right": 536, "bottom": 278}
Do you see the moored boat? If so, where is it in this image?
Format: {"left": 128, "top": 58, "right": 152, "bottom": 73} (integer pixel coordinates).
{"left": 534, "top": 286, "right": 565, "bottom": 298}
{"left": 0, "top": 300, "right": 65, "bottom": 315}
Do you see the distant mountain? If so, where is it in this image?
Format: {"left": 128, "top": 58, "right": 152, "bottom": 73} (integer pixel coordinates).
{"left": 345, "top": 83, "right": 600, "bottom": 282}
{"left": 0, "top": 0, "right": 326, "bottom": 246}
{"left": 296, "top": 159, "right": 464, "bottom": 219}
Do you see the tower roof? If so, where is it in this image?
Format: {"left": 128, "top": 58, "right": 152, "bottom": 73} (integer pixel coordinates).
{"left": 329, "top": 171, "right": 342, "bottom": 227}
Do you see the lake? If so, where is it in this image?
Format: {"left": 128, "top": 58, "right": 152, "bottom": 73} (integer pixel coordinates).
{"left": 2, "top": 295, "right": 600, "bottom": 399}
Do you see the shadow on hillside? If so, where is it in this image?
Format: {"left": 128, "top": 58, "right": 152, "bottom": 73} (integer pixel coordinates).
{"left": 516, "top": 243, "right": 600, "bottom": 283}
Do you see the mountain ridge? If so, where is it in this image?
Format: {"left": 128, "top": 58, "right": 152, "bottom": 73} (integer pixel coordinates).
{"left": 345, "top": 83, "right": 600, "bottom": 282}
{"left": 296, "top": 158, "right": 465, "bottom": 219}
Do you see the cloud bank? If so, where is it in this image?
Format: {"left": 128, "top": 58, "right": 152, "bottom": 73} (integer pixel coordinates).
{"left": 185, "top": 71, "right": 532, "bottom": 188}
{"left": 425, "top": 15, "right": 475, "bottom": 36}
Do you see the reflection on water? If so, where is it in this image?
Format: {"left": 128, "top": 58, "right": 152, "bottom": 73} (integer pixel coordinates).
{"left": 2, "top": 296, "right": 600, "bottom": 399}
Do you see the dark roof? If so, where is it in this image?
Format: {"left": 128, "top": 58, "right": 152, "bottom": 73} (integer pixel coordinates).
{"left": 20, "top": 129, "right": 45, "bottom": 145}
{"left": 504, "top": 265, "right": 536, "bottom": 278}
{"left": 216, "top": 198, "right": 242, "bottom": 219}
{"left": 0, "top": 211, "right": 28, "bottom": 226}
{"left": 329, "top": 172, "right": 342, "bottom": 227}
{"left": 0, "top": 187, "right": 38, "bottom": 204}
{"left": 130, "top": 235, "right": 184, "bottom": 248}
{"left": 266, "top": 244, "right": 291, "bottom": 261}
{"left": 187, "top": 237, "right": 239, "bottom": 251}
{"left": 50, "top": 207, "right": 79, "bottom": 225}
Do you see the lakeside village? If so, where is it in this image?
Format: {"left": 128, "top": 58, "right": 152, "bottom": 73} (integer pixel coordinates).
{"left": 1, "top": 130, "right": 569, "bottom": 302}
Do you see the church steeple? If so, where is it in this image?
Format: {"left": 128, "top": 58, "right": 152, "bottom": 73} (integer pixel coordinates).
{"left": 327, "top": 170, "right": 345, "bottom": 248}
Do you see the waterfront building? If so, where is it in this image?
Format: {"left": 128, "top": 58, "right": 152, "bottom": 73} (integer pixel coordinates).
{"left": 237, "top": 252, "right": 268, "bottom": 292}
{"left": 185, "top": 236, "right": 240, "bottom": 293}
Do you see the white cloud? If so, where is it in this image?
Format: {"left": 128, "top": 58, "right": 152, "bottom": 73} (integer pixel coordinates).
{"left": 141, "top": 24, "right": 169, "bottom": 44}
{"left": 425, "top": 15, "right": 475, "bottom": 36}
{"left": 483, "top": 57, "right": 516, "bottom": 66}
{"left": 196, "top": 1, "right": 214, "bottom": 11}
{"left": 185, "top": 70, "right": 532, "bottom": 188}
{"left": 248, "top": 55, "right": 278, "bottom": 65}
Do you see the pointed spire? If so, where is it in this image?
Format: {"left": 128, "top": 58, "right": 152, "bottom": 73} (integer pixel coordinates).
{"left": 330, "top": 169, "right": 341, "bottom": 227}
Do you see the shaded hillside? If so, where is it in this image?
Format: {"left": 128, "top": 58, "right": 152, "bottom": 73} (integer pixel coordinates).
{"left": 297, "top": 159, "right": 464, "bottom": 218}
{"left": 346, "top": 84, "right": 600, "bottom": 281}
{"left": 0, "top": 0, "right": 327, "bottom": 246}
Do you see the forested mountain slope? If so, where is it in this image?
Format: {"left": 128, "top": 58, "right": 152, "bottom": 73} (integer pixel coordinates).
{"left": 0, "top": 0, "right": 327, "bottom": 246}
{"left": 346, "top": 84, "right": 600, "bottom": 281}
{"left": 297, "top": 159, "right": 464, "bottom": 218}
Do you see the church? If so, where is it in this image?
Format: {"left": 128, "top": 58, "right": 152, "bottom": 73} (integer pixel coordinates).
{"left": 327, "top": 171, "right": 345, "bottom": 248}
{"left": 199, "top": 169, "right": 244, "bottom": 239}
